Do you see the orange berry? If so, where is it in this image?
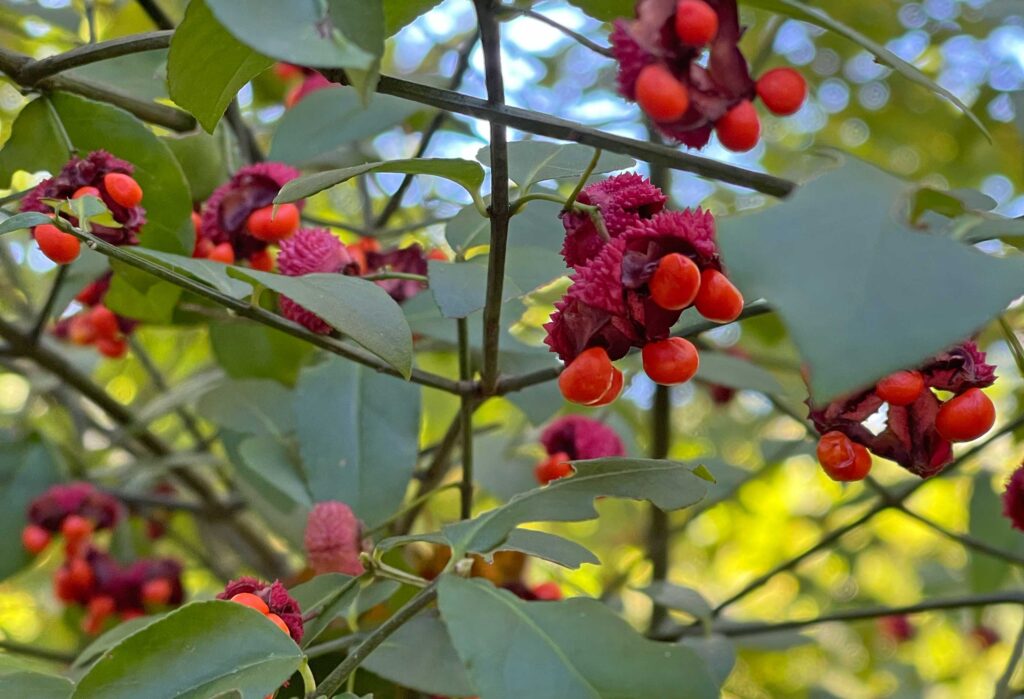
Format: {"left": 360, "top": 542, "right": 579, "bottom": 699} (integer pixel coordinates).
{"left": 589, "top": 366, "right": 624, "bottom": 407}
{"left": 34, "top": 224, "right": 80, "bottom": 265}
{"left": 642, "top": 337, "right": 700, "bottom": 386}
{"left": 249, "top": 249, "right": 274, "bottom": 272}
{"left": 68, "top": 314, "right": 98, "bottom": 346}
{"left": 230, "top": 592, "right": 270, "bottom": 615}
{"left": 649, "top": 253, "right": 701, "bottom": 310}
{"left": 141, "top": 578, "right": 173, "bottom": 607}
{"left": 89, "top": 305, "right": 120, "bottom": 340}
{"left": 191, "top": 211, "right": 202, "bottom": 232}
{"left": 875, "top": 370, "right": 925, "bottom": 406}
{"left": 716, "top": 100, "right": 760, "bottom": 152}
{"left": 208, "top": 243, "right": 236, "bottom": 264}
{"left": 558, "top": 347, "right": 616, "bottom": 406}
{"left": 675, "top": 0, "right": 718, "bottom": 46}
{"left": 83, "top": 595, "right": 116, "bottom": 635}
{"left": 68, "top": 557, "right": 94, "bottom": 590}
{"left": 72, "top": 186, "right": 101, "bottom": 200}
{"left": 816, "top": 431, "right": 872, "bottom": 481}
{"left": 54, "top": 568, "right": 76, "bottom": 602}
{"left": 635, "top": 64, "right": 690, "bottom": 122}
{"left": 246, "top": 204, "right": 300, "bottom": 242}
{"left": 61, "top": 514, "right": 93, "bottom": 545}
{"left": 21, "top": 524, "right": 50, "bottom": 555}
{"left": 265, "top": 612, "right": 290, "bottom": 636}
{"left": 756, "top": 67, "right": 807, "bottom": 116}
{"left": 534, "top": 452, "right": 574, "bottom": 485}
{"left": 935, "top": 388, "right": 995, "bottom": 442}
{"left": 532, "top": 582, "right": 563, "bottom": 601}
{"left": 428, "top": 248, "right": 448, "bottom": 261}
{"left": 96, "top": 336, "right": 127, "bottom": 359}
{"left": 694, "top": 269, "right": 743, "bottom": 322}
{"left": 102, "top": 173, "right": 143, "bottom": 208}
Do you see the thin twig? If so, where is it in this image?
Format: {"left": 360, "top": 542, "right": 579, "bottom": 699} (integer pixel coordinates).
{"left": 497, "top": 7, "right": 613, "bottom": 57}
{"left": 397, "top": 414, "right": 464, "bottom": 534}
{"left": 458, "top": 317, "right": 474, "bottom": 519}
{"left": 646, "top": 384, "right": 672, "bottom": 635}
{"left": 29, "top": 265, "right": 69, "bottom": 344}
{"left": 995, "top": 619, "right": 1024, "bottom": 699}
{"left": 0, "top": 638, "right": 76, "bottom": 663}
{"left": 896, "top": 502, "right": 1024, "bottom": 568}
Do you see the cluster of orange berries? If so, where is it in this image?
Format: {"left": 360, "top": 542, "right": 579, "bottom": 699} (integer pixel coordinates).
{"left": 63, "top": 302, "right": 128, "bottom": 358}
{"left": 190, "top": 203, "right": 300, "bottom": 268}
{"left": 225, "top": 592, "right": 292, "bottom": 636}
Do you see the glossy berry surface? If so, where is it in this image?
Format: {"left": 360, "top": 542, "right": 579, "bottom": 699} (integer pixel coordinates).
{"left": 649, "top": 253, "right": 701, "bottom": 310}
{"left": 935, "top": 388, "right": 995, "bottom": 442}
{"left": 61, "top": 514, "right": 93, "bottom": 544}
{"left": 589, "top": 366, "right": 624, "bottom": 407}
{"left": 674, "top": 0, "right": 718, "bottom": 46}
{"left": 266, "top": 612, "right": 290, "bottom": 635}
{"left": 208, "top": 243, "right": 236, "bottom": 264}
{"left": 72, "top": 186, "right": 101, "bottom": 200}
{"left": 89, "top": 305, "right": 120, "bottom": 340}
{"left": 247, "top": 204, "right": 300, "bottom": 242}
{"left": 756, "top": 68, "right": 807, "bottom": 116}
{"left": 34, "top": 224, "right": 81, "bottom": 265}
{"left": 102, "top": 173, "right": 143, "bottom": 208}
{"left": 715, "top": 100, "right": 760, "bottom": 152}
{"left": 249, "top": 249, "right": 274, "bottom": 272}
{"left": 816, "top": 431, "right": 872, "bottom": 482}
{"left": 230, "top": 592, "right": 270, "bottom": 615}
{"left": 535, "top": 452, "right": 573, "bottom": 485}
{"left": 558, "top": 347, "right": 616, "bottom": 406}
{"left": 694, "top": 269, "right": 744, "bottom": 322}
{"left": 635, "top": 64, "right": 690, "bottom": 122}
{"left": 642, "top": 337, "right": 700, "bottom": 385}
{"left": 21, "top": 524, "right": 50, "bottom": 554}
{"left": 875, "top": 370, "right": 925, "bottom": 406}
{"left": 96, "top": 337, "right": 127, "bottom": 359}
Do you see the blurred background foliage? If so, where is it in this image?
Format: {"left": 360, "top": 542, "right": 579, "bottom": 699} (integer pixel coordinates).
{"left": 0, "top": 1, "right": 1023, "bottom": 698}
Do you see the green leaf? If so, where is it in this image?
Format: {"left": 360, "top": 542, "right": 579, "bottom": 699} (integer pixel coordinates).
{"left": 480, "top": 142, "right": 634, "bottom": 192}
{"left": 744, "top": 0, "right": 989, "bottom": 139}
{"left": 0, "top": 98, "right": 67, "bottom": 187}
{"left": 131, "top": 248, "right": 252, "bottom": 299}
{"left": 0, "top": 212, "right": 53, "bottom": 234}
{"left": 487, "top": 528, "right": 599, "bottom": 569}
{"left": 332, "top": 0, "right": 385, "bottom": 100}
{"left": 363, "top": 611, "right": 476, "bottom": 697}
{"left": 563, "top": 0, "right": 632, "bottom": 22}
{"left": 695, "top": 351, "right": 784, "bottom": 395}
{"left": 210, "top": 321, "right": 313, "bottom": 386}
{"left": 196, "top": 379, "right": 296, "bottom": 436}
{"left": 71, "top": 601, "right": 304, "bottom": 699}
{"left": 0, "top": 439, "right": 62, "bottom": 580}
{"left": 293, "top": 356, "right": 421, "bottom": 526}
{"left": 67, "top": 49, "right": 169, "bottom": 103}
{"left": 168, "top": 0, "right": 274, "bottom": 132}
{"left": 718, "top": 158, "right": 1024, "bottom": 403}
{"left": 275, "top": 158, "right": 485, "bottom": 205}
{"left": 442, "top": 458, "right": 709, "bottom": 557}
{"left": 73, "top": 615, "right": 166, "bottom": 669}
{"left": 104, "top": 262, "right": 183, "bottom": 324}
{"left": 968, "top": 474, "right": 1024, "bottom": 594}
{"left": 0, "top": 672, "right": 73, "bottom": 699}
{"left": 268, "top": 88, "right": 422, "bottom": 165}
{"left": 680, "top": 635, "right": 736, "bottom": 686}
{"left": 205, "top": 0, "right": 374, "bottom": 70}
{"left": 227, "top": 267, "right": 414, "bottom": 377}
{"left": 292, "top": 574, "right": 400, "bottom": 646}
{"left": 438, "top": 576, "right": 719, "bottom": 699}
{"left": 382, "top": 0, "right": 442, "bottom": 35}
{"left": 237, "top": 435, "right": 313, "bottom": 510}
{"left": 640, "top": 582, "right": 712, "bottom": 624}
{"left": 447, "top": 198, "right": 565, "bottom": 254}
{"left": 163, "top": 129, "right": 230, "bottom": 202}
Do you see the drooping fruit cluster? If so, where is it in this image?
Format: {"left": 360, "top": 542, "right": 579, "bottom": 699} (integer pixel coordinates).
{"left": 809, "top": 341, "right": 997, "bottom": 481}
{"left": 545, "top": 174, "right": 743, "bottom": 405}
{"left": 23, "top": 482, "right": 183, "bottom": 633}
{"left": 21, "top": 150, "right": 147, "bottom": 264}
{"left": 219, "top": 577, "right": 304, "bottom": 643}
{"left": 610, "top": 0, "right": 808, "bottom": 151}
{"left": 53, "top": 278, "right": 133, "bottom": 358}
{"left": 303, "top": 501, "right": 366, "bottom": 576}
{"left": 277, "top": 229, "right": 430, "bottom": 333}
{"left": 1002, "top": 463, "right": 1024, "bottom": 532}
{"left": 534, "top": 415, "right": 626, "bottom": 485}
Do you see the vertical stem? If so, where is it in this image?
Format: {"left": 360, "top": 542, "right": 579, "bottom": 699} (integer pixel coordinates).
{"left": 646, "top": 384, "right": 671, "bottom": 635}
{"left": 30, "top": 264, "right": 68, "bottom": 343}
{"left": 474, "top": 0, "right": 511, "bottom": 395}
{"left": 457, "top": 317, "right": 474, "bottom": 520}
{"left": 45, "top": 96, "right": 75, "bottom": 157}
{"left": 995, "top": 618, "right": 1024, "bottom": 698}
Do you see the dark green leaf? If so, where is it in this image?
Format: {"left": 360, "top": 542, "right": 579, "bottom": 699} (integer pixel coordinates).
{"left": 268, "top": 89, "right": 422, "bottom": 165}
{"left": 363, "top": 611, "right": 476, "bottom": 697}
{"left": 196, "top": 379, "right": 296, "bottom": 435}
{"left": 383, "top": 0, "right": 442, "bottom": 35}
{"left": 488, "top": 528, "right": 599, "bottom": 569}
{"left": 641, "top": 582, "right": 712, "bottom": 624}
{"left": 0, "top": 212, "right": 53, "bottom": 234}
{"left": 163, "top": 129, "right": 230, "bottom": 202}
{"left": 228, "top": 267, "right": 414, "bottom": 376}
{"left": 480, "top": 142, "right": 634, "bottom": 191}
{"left": 442, "top": 458, "right": 709, "bottom": 556}
{"left": 0, "top": 672, "right": 73, "bottom": 699}
{"left": 679, "top": 635, "right": 736, "bottom": 686}
{"left": 205, "top": 0, "right": 374, "bottom": 69}
{"left": 293, "top": 356, "right": 420, "bottom": 526}
{"left": 0, "top": 440, "right": 62, "bottom": 580}
{"left": 438, "top": 576, "right": 719, "bottom": 699}
{"left": 210, "top": 321, "right": 313, "bottom": 386}
{"left": 563, "top": 0, "right": 631, "bottom": 22}
{"left": 71, "top": 601, "right": 304, "bottom": 699}
{"left": 238, "top": 436, "right": 312, "bottom": 511}
{"left": 131, "top": 248, "right": 251, "bottom": 299}
{"left": 695, "top": 351, "right": 784, "bottom": 395}
{"left": 73, "top": 615, "right": 166, "bottom": 669}
{"left": 968, "top": 474, "right": 1024, "bottom": 594}
{"left": 447, "top": 198, "right": 565, "bottom": 253}
{"left": 718, "top": 158, "right": 1024, "bottom": 402}
{"left": 0, "top": 98, "right": 67, "bottom": 187}
{"left": 293, "top": 574, "right": 400, "bottom": 646}
{"left": 332, "top": 0, "right": 385, "bottom": 100}
{"left": 67, "top": 50, "right": 169, "bottom": 103}
{"left": 168, "top": 0, "right": 274, "bottom": 132}
{"left": 104, "top": 263, "right": 182, "bottom": 324}
{"left": 276, "top": 158, "right": 485, "bottom": 205}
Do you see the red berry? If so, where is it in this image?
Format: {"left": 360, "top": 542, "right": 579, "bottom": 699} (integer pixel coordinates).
{"left": 96, "top": 336, "right": 127, "bottom": 359}
{"left": 642, "top": 337, "right": 700, "bottom": 386}
{"left": 191, "top": 211, "right": 202, "bottom": 233}
{"left": 34, "top": 224, "right": 80, "bottom": 265}
{"left": 249, "top": 249, "right": 274, "bottom": 272}
{"left": 61, "top": 514, "right": 93, "bottom": 545}
{"left": 208, "top": 243, "right": 236, "bottom": 264}
{"left": 532, "top": 582, "right": 563, "bottom": 601}
{"left": 141, "top": 578, "right": 173, "bottom": 607}
{"left": 246, "top": 204, "right": 300, "bottom": 242}
{"left": 83, "top": 595, "right": 116, "bottom": 635}
{"left": 21, "top": 524, "right": 50, "bottom": 555}
{"left": 89, "top": 305, "right": 120, "bottom": 340}
{"left": 102, "top": 173, "right": 143, "bottom": 208}
{"left": 68, "top": 557, "right": 94, "bottom": 590}
{"left": 72, "top": 186, "right": 101, "bottom": 200}
{"left": 534, "top": 452, "right": 573, "bottom": 486}
{"left": 428, "top": 249, "right": 448, "bottom": 261}
{"left": 265, "top": 612, "right": 290, "bottom": 636}
{"left": 694, "top": 269, "right": 743, "bottom": 323}
{"left": 756, "top": 67, "right": 807, "bottom": 116}
{"left": 675, "top": 0, "right": 718, "bottom": 46}
{"left": 590, "top": 366, "right": 624, "bottom": 407}
{"left": 230, "top": 592, "right": 270, "bottom": 615}
{"left": 816, "top": 431, "right": 872, "bottom": 481}
{"left": 558, "top": 347, "right": 616, "bottom": 406}
{"left": 650, "top": 253, "right": 701, "bottom": 310}
{"left": 635, "top": 64, "right": 690, "bottom": 122}
{"left": 935, "top": 388, "right": 995, "bottom": 442}
{"left": 876, "top": 370, "right": 925, "bottom": 406}
{"left": 54, "top": 568, "right": 76, "bottom": 602}
{"left": 68, "top": 314, "right": 97, "bottom": 346}
{"left": 716, "top": 100, "right": 760, "bottom": 152}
